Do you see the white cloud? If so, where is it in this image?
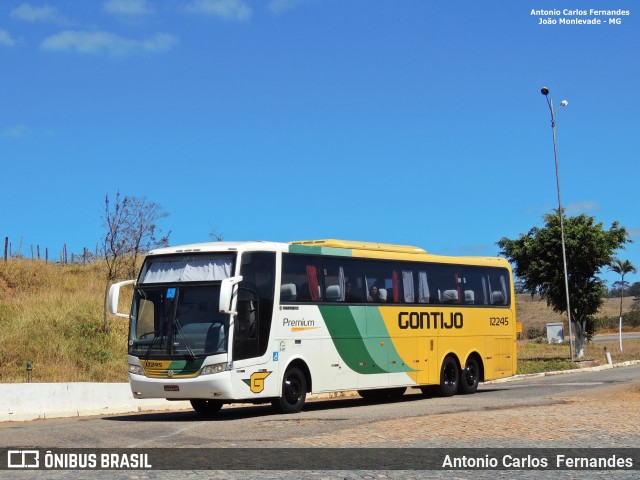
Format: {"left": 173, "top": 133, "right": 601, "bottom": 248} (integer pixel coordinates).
{"left": 628, "top": 228, "right": 640, "bottom": 239}
{"left": 10, "top": 3, "right": 70, "bottom": 25}
{"left": 103, "top": 0, "right": 154, "bottom": 16}
{"left": 566, "top": 201, "right": 599, "bottom": 213}
{"left": 185, "top": 0, "right": 252, "bottom": 21}
{"left": 41, "top": 30, "right": 178, "bottom": 56}
{"left": 268, "top": 0, "right": 307, "bottom": 14}
{"left": 2, "top": 124, "right": 30, "bottom": 138}
{"left": 0, "top": 29, "right": 16, "bottom": 47}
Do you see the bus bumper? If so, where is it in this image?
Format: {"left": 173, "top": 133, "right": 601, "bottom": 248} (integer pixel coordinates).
{"left": 128, "top": 371, "right": 234, "bottom": 400}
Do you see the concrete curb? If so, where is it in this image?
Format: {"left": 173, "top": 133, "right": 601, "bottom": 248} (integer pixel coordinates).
{"left": 2, "top": 361, "right": 638, "bottom": 422}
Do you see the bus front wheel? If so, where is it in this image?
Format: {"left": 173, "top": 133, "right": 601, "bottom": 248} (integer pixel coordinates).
{"left": 272, "top": 366, "right": 307, "bottom": 414}
{"left": 439, "top": 356, "right": 459, "bottom": 397}
{"left": 190, "top": 399, "right": 223, "bottom": 416}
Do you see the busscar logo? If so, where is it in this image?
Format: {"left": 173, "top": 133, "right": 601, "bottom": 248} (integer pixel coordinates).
{"left": 8, "top": 450, "right": 39, "bottom": 468}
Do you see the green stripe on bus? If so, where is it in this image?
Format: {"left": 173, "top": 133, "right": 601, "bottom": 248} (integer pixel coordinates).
{"left": 288, "top": 244, "right": 352, "bottom": 256}
{"left": 318, "top": 305, "right": 413, "bottom": 374}
{"left": 168, "top": 359, "right": 204, "bottom": 375}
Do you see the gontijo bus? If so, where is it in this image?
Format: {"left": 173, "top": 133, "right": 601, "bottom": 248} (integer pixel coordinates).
{"left": 108, "top": 239, "right": 517, "bottom": 415}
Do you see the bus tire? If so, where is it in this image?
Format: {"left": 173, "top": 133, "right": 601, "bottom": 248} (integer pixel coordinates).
{"left": 458, "top": 357, "right": 480, "bottom": 395}
{"left": 438, "top": 356, "right": 459, "bottom": 397}
{"left": 272, "top": 366, "right": 307, "bottom": 414}
{"left": 190, "top": 399, "right": 223, "bottom": 416}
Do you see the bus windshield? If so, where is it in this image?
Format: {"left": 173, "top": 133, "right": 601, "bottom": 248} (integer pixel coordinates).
{"left": 129, "top": 253, "right": 235, "bottom": 358}
{"left": 129, "top": 285, "right": 229, "bottom": 358}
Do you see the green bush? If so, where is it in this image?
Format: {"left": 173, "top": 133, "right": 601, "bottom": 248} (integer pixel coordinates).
{"left": 526, "top": 326, "right": 545, "bottom": 340}
{"left": 595, "top": 308, "right": 640, "bottom": 331}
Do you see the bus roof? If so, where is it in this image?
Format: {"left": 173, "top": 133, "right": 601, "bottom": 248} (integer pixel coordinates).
{"left": 289, "top": 239, "right": 427, "bottom": 255}
{"left": 145, "top": 241, "right": 286, "bottom": 256}
{"left": 145, "top": 239, "right": 510, "bottom": 270}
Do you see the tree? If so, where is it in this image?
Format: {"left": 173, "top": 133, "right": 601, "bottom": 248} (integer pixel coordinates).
{"left": 497, "top": 210, "right": 630, "bottom": 359}
{"left": 609, "top": 258, "right": 637, "bottom": 351}
{"left": 628, "top": 282, "right": 640, "bottom": 298}
{"left": 102, "top": 192, "right": 171, "bottom": 330}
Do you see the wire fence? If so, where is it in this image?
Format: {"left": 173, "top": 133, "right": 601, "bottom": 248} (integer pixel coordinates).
{"left": 3, "top": 236, "right": 100, "bottom": 264}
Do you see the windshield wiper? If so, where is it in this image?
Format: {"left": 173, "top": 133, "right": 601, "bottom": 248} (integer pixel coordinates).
{"left": 143, "top": 332, "right": 163, "bottom": 361}
{"left": 173, "top": 317, "right": 196, "bottom": 361}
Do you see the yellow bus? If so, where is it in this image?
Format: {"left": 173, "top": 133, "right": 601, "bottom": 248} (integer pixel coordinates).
{"left": 109, "top": 239, "right": 516, "bottom": 415}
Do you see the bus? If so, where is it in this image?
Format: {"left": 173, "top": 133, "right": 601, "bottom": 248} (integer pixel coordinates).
{"left": 108, "top": 239, "right": 517, "bottom": 415}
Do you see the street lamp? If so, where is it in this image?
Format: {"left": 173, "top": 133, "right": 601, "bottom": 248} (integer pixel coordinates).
{"left": 541, "top": 86, "right": 574, "bottom": 362}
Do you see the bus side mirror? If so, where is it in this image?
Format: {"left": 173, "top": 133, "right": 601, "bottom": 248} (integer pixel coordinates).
{"left": 108, "top": 280, "right": 136, "bottom": 318}
{"left": 219, "top": 276, "right": 243, "bottom": 315}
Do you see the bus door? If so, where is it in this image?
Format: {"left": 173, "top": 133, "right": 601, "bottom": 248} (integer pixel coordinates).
{"left": 230, "top": 252, "right": 277, "bottom": 399}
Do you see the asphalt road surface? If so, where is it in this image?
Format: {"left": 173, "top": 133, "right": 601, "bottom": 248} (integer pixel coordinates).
{"left": 2, "top": 365, "right": 639, "bottom": 479}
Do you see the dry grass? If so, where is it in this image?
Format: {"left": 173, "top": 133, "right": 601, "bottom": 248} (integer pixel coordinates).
{"left": 517, "top": 339, "right": 640, "bottom": 374}
{"left": 516, "top": 293, "right": 638, "bottom": 336}
{"left": 0, "top": 259, "right": 130, "bottom": 383}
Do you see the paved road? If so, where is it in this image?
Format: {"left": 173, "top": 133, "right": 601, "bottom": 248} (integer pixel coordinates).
{"left": 2, "top": 365, "right": 639, "bottom": 479}
{"left": 592, "top": 332, "right": 640, "bottom": 342}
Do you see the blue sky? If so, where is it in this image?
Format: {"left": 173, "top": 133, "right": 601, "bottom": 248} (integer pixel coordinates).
{"left": 1, "top": 0, "right": 638, "bottom": 286}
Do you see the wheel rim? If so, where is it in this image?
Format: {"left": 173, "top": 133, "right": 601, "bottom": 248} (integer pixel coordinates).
{"left": 443, "top": 362, "right": 457, "bottom": 387}
{"left": 464, "top": 363, "right": 478, "bottom": 386}
{"left": 284, "top": 374, "right": 302, "bottom": 405}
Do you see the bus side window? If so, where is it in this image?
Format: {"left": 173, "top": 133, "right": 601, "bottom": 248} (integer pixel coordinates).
{"left": 435, "top": 265, "right": 462, "bottom": 305}
{"left": 281, "top": 254, "right": 323, "bottom": 303}
{"left": 486, "top": 269, "right": 510, "bottom": 306}
{"left": 463, "top": 266, "right": 488, "bottom": 305}
{"left": 321, "top": 257, "right": 364, "bottom": 303}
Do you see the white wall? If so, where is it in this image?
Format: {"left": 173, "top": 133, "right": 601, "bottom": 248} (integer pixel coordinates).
{"left": 0, "top": 383, "right": 190, "bottom": 422}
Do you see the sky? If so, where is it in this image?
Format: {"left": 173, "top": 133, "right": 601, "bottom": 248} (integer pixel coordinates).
{"left": 1, "top": 0, "right": 638, "bottom": 287}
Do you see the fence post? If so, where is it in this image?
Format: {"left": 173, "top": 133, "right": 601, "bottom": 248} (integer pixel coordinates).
{"left": 3, "top": 237, "right": 7, "bottom": 261}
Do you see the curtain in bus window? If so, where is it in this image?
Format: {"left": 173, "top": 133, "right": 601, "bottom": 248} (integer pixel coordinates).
{"left": 392, "top": 270, "right": 399, "bottom": 303}
{"left": 402, "top": 270, "right": 414, "bottom": 302}
{"left": 455, "top": 273, "right": 462, "bottom": 304}
{"left": 338, "top": 266, "right": 345, "bottom": 301}
{"left": 142, "top": 258, "right": 232, "bottom": 283}
{"left": 418, "top": 271, "right": 430, "bottom": 303}
{"left": 500, "top": 275, "right": 508, "bottom": 305}
{"left": 306, "top": 264, "right": 320, "bottom": 302}
{"left": 481, "top": 276, "right": 489, "bottom": 305}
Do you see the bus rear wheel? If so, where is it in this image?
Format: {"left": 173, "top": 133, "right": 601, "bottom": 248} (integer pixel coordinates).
{"left": 190, "top": 399, "right": 223, "bottom": 416}
{"left": 272, "top": 366, "right": 307, "bottom": 414}
{"left": 458, "top": 357, "right": 480, "bottom": 394}
{"left": 438, "top": 356, "right": 459, "bottom": 397}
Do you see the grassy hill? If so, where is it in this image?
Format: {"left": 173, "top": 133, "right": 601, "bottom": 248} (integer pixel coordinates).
{"left": 0, "top": 259, "right": 129, "bottom": 383}
{"left": 0, "top": 259, "right": 637, "bottom": 383}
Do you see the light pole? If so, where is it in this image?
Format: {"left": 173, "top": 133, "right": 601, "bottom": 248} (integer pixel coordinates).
{"left": 541, "top": 86, "right": 574, "bottom": 362}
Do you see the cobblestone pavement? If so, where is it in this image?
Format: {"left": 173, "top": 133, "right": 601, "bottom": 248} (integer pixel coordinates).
{"left": 287, "top": 381, "right": 640, "bottom": 448}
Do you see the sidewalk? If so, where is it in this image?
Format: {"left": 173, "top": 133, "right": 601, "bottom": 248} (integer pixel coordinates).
{"left": 2, "top": 360, "right": 639, "bottom": 422}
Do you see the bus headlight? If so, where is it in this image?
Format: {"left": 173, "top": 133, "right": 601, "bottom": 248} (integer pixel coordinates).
{"left": 128, "top": 364, "right": 145, "bottom": 376}
{"left": 201, "top": 362, "right": 228, "bottom": 375}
